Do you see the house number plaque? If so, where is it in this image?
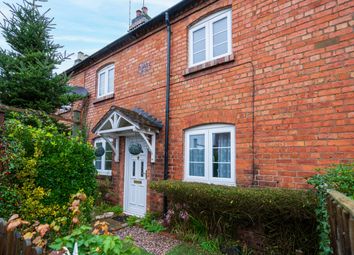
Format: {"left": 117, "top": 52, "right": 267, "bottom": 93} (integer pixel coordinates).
{"left": 138, "top": 61, "right": 150, "bottom": 75}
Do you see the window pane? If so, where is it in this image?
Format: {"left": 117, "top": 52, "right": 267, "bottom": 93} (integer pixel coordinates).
{"left": 132, "top": 161, "right": 136, "bottom": 177}
{"left": 193, "top": 27, "right": 205, "bottom": 42}
{"left": 105, "top": 151, "right": 112, "bottom": 161}
{"left": 193, "top": 51, "right": 206, "bottom": 64}
{"left": 108, "top": 69, "right": 114, "bottom": 94}
{"left": 213, "top": 43, "right": 228, "bottom": 57}
{"left": 193, "top": 27, "right": 206, "bottom": 64}
{"left": 141, "top": 161, "right": 144, "bottom": 178}
{"left": 190, "top": 149, "right": 204, "bottom": 162}
{"left": 95, "top": 142, "right": 103, "bottom": 170}
{"left": 95, "top": 160, "right": 102, "bottom": 170}
{"left": 190, "top": 134, "right": 205, "bottom": 148}
{"left": 213, "top": 17, "right": 228, "bottom": 58}
{"left": 105, "top": 161, "right": 112, "bottom": 171}
{"left": 213, "top": 133, "right": 231, "bottom": 147}
{"left": 189, "top": 134, "right": 205, "bottom": 177}
{"left": 190, "top": 163, "right": 205, "bottom": 177}
{"left": 105, "top": 142, "right": 112, "bottom": 164}
{"left": 213, "top": 148, "right": 231, "bottom": 162}
{"left": 213, "top": 30, "right": 227, "bottom": 46}
{"left": 193, "top": 40, "right": 206, "bottom": 53}
{"left": 98, "top": 73, "right": 105, "bottom": 96}
{"left": 212, "top": 132, "right": 231, "bottom": 178}
{"left": 213, "top": 17, "right": 227, "bottom": 34}
{"left": 213, "top": 163, "right": 231, "bottom": 178}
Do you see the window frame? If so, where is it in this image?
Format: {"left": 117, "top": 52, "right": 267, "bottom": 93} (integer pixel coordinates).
{"left": 94, "top": 138, "right": 113, "bottom": 176}
{"left": 184, "top": 124, "right": 236, "bottom": 186}
{"left": 97, "top": 64, "right": 115, "bottom": 98}
{"left": 188, "top": 9, "right": 232, "bottom": 67}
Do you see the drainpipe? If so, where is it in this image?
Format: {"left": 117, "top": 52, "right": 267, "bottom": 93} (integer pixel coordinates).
{"left": 163, "top": 11, "right": 171, "bottom": 215}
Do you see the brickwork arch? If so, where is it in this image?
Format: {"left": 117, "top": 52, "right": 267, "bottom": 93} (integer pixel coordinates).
{"left": 180, "top": 109, "right": 237, "bottom": 131}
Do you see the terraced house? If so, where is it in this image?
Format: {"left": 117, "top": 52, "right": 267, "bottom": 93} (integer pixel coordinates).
{"left": 64, "top": 0, "right": 354, "bottom": 216}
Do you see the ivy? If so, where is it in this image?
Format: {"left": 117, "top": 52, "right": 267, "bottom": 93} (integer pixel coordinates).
{"left": 308, "top": 174, "right": 332, "bottom": 255}
{"left": 307, "top": 163, "right": 353, "bottom": 255}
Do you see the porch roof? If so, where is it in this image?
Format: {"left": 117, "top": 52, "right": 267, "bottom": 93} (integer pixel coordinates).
{"left": 92, "top": 106, "right": 162, "bottom": 163}
{"left": 92, "top": 106, "right": 163, "bottom": 134}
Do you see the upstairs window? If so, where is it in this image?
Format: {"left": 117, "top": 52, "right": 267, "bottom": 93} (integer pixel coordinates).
{"left": 97, "top": 64, "right": 114, "bottom": 98}
{"left": 189, "top": 9, "right": 232, "bottom": 67}
{"left": 184, "top": 124, "right": 236, "bottom": 185}
{"left": 94, "top": 138, "right": 113, "bottom": 176}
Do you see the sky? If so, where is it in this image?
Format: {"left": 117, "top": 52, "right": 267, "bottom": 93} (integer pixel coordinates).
{"left": 0, "top": 0, "right": 181, "bottom": 73}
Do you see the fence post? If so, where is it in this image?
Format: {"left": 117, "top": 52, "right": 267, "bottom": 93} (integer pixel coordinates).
{"left": 23, "top": 239, "right": 33, "bottom": 255}
{"left": 72, "top": 110, "right": 81, "bottom": 137}
{"left": 0, "top": 218, "right": 7, "bottom": 255}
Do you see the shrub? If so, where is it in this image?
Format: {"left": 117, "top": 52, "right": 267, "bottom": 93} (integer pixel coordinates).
{"left": 151, "top": 180, "right": 317, "bottom": 254}
{"left": 49, "top": 224, "right": 141, "bottom": 255}
{"left": 310, "top": 163, "right": 353, "bottom": 199}
{"left": 127, "top": 213, "right": 165, "bottom": 233}
{"left": 0, "top": 111, "right": 97, "bottom": 223}
{"left": 0, "top": 186, "right": 19, "bottom": 218}
{"left": 307, "top": 163, "right": 353, "bottom": 255}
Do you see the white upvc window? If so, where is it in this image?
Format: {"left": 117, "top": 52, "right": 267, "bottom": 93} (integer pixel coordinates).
{"left": 97, "top": 65, "right": 114, "bottom": 98}
{"left": 94, "top": 138, "right": 113, "bottom": 176}
{"left": 188, "top": 9, "right": 232, "bottom": 67}
{"left": 184, "top": 124, "right": 236, "bottom": 185}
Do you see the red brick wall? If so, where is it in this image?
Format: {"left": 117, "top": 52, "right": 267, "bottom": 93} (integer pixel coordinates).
{"left": 68, "top": 0, "right": 354, "bottom": 208}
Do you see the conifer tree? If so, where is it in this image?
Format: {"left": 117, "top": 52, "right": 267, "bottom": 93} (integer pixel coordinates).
{"left": 0, "top": 0, "right": 72, "bottom": 113}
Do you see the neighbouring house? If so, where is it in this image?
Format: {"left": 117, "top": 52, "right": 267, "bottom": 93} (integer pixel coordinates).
{"left": 63, "top": 0, "right": 354, "bottom": 217}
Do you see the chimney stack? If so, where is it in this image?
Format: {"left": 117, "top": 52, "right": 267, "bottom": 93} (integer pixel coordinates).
{"left": 74, "top": 51, "right": 89, "bottom": 65}
{"left": 129, "top": 6, "right": 151, "bottom": 31}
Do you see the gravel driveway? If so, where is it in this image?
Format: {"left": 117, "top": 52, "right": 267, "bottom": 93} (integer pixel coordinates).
{"left": 116, "top": 226, "right": 181, "bottom": 255}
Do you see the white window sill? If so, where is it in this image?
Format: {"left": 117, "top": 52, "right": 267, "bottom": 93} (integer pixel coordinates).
{"left": 184, "top": 178, "right": 236, "bottom": 187}
{"left": 94, "top": 93, "right": 114, "bottom": 104}
{"left": 184, "top": 54, "right": 234, "bottom": 76}
{"left": 97, "top": 170, "right": 112, "bottom": 176}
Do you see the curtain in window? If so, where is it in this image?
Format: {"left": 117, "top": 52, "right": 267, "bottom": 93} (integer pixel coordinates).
{"left": 212, "top": 132, "right": 231, "bottom": 178}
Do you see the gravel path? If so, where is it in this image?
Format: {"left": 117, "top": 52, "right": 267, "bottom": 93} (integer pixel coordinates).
{"left": 116, "top": 226, "right": 181, "bottom": 255}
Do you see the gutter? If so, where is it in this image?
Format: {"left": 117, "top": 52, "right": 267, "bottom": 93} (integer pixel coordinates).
{"left": 163, "top": 11, "right": 171, "bottom": 215}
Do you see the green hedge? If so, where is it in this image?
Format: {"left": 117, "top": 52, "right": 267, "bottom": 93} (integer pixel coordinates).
{"left": 151, "top": 180, "right": 318, "bottom": 254}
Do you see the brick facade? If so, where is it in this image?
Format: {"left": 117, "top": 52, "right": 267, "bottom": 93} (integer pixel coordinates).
{"left": 66, "top": 0, "right": 354, "bottom": 211}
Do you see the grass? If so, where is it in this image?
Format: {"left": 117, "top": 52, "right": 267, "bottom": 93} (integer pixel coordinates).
{"left": 93, "top": 203, "right": 123, "bottom": 216}
{"left": 166, "top": 243, "right": 221, "bottom": 255}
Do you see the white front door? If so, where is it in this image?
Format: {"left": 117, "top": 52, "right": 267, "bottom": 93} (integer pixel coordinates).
{"left": 124, "top": 137, "right": 147, "bottom": 217}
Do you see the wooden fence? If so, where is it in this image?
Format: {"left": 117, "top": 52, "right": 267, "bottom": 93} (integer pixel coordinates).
{"left": 328, "top": 190, "right": 354, "bottom": 255}
{"left": 0, "top": 219, "right": 42, "bottom": 255}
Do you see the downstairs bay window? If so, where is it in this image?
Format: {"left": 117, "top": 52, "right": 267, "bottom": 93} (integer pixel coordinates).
{"left": 184, "top": 124, "right": 236, "bottom": 185}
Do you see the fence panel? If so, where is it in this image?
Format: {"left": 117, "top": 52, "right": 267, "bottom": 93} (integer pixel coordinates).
{"left": 0, "top": 219, "right": 42, "bottom": 255}
{"left": 328, "top": 190, "right": 354, "bottom": 255}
